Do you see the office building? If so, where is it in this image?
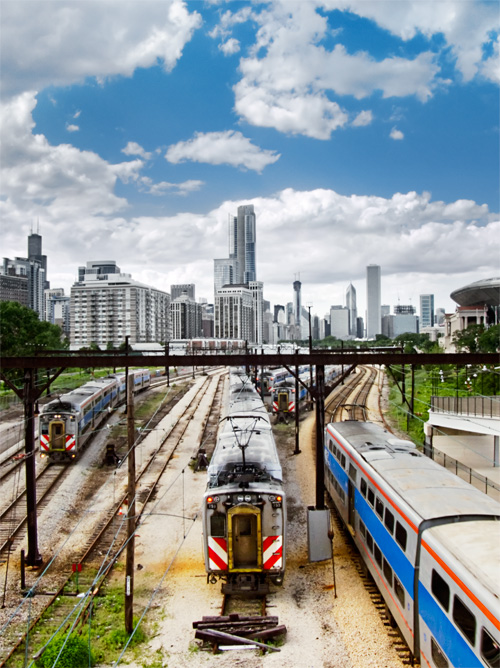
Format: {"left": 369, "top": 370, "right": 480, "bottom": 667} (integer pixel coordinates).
{"left": 171, "top": 284, "right": 195, "bottom": 301}
{"left": 330, "top": 305, "right": 350, "bottom": 339}
{"left": 2, "top": 256, "right": 45, "bottom": 319}
{"left": 214, "top": 258, "right": 235, "bottom": 294}
{"left": 345, "top": 283, "right": 357, "bottom": 336}
{"left": 420, "top": 294, "right": 435, "bottom": 328}
{"left": 249, "top": 280, "right": 264, "bottom": 344}
{"left": 45, "top": 288, "right": 70, "bottom": 335}
{"left": 70, "top": 261, "right": 171, "bottom": 348}
{"left": 0, "top": 271, "right": 28, "bottom": 307}
{"left": 231, "top": 205, "right": 256, "bottom": 284}
{"left": 28, "top": 231, "right": 49, "bottom": 290}
{"left": 366, "top": 264, "right": 381, "bottom": 339}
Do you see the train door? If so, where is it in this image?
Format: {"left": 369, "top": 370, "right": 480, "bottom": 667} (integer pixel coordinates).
{"left": 277, "top": 390, "right": 289, "bottom": 412}
{"left": 228, "top": 506, "right": 262, "bottom": 570}
{"left": 49, "top": 421, "right": 65, "bottom": 452}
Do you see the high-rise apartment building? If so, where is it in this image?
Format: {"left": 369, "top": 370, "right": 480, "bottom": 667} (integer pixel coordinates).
{"left": 214, "top": 284, "right": 255, "bottom": 341}
{"left": 214, "top": 258, "right": 235, "bottom": 293}
{"left": 420, "top": 294, "right": 435, "bottom": 328}
{"left": 330, "top": 305, "right": 350, "bottom": 339}
{"left": 70, "top": 261, "right": 171, "bottom": 348}
{"left": 170, "top": 292, "right": 202, "bottom": 339}
{"left": 2, "top": 256, "right": 45, "bottom": 319}
{"left": 248, "top": 280, "right": 264, "bottom": 345}
{"left": 366, "top": 264, "right": 381, "bottom": 339}
{"left": 345, "top": 283, "right": 357, "bottom": 336}
{"left": 45, "top": 288, "right": 70, "bottom": 335}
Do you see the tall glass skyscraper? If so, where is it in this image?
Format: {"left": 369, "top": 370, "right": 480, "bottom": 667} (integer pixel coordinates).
{"left": 230, "top": 204, "right": 256, "bottom": 283}
{"left": 420, "top": 294, "right": 435, "bottom": 328}
{"left": 345, "top": 283, "right": 357, "bottom": 336}
{"left": 366, "top": 264, "right": 381, "bottom": 339}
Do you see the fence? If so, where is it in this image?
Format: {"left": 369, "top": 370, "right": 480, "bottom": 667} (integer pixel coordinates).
{"left": 431, "top": 395, "right": 500, "bottom": 419}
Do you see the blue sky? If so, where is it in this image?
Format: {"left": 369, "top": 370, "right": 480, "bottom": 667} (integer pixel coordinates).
{"left": 1, "top": 0, "right": 499, "bottom": 321}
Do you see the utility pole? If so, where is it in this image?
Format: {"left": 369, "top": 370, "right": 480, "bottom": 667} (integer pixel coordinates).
{"left": 125, "top": 373, "right": 136, "bottom": 634}
{"left": 315, "top": 365, "right": 325, "bottom": 510}
{"left": 24, "top": 368, "right": 42, "bottom": 567}
{"left": 294, "top": 362, "right": 301, "bottom": 455}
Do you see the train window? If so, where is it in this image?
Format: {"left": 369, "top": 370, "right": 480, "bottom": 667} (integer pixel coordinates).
{"left": 349, "top": 464, "right": 357, "bottom": 482}
{"left": 431, "top": 638, "right": 449, "bottom": 668}
{"left": 341, "top": 454, "right": 346, "bottom": 468}
{"left": 376, "top": 498, "right": 384, "bottom": 519}
{"left": 481, "top": 628, "right": 500, "bottom": 668}
{"left": 366, "top": 531, "right": 373, "bottom": 553}
{"left": 453, "top": 595, "right": 477, "bottom": 646}
{"left": 359, "top": 519, "right": 366, "bottom": 538}
{"left": 383, "top": 558, "right": 392, "bottom": 587}
{"left": 394, "top": 576, "right": 405, "bottom": 607}
{"left": 374, "top": 543, "right": 382, "bottom": 568}
{"left": 210, "top": 514, "right": 226, "bottom": 538}
{"left": 367, "top": 489, "right": 375, "bottom": 507}
{"left": 384, "top": 509, "right": 395, "bottom": 534}
{"left": 395, "top": 522, "right": 407, "bottom": 551}
{"left": 360, "top": 479, "right": 367, "bottom": 497}
{"left": 431, "top": 570, "right": 450, "bottom": 612}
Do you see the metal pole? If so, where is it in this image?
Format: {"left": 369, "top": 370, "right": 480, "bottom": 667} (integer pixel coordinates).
{"left": 165, "top": 342, "right": 170, "bottom": 387}
{"left": 24, "top": 368, "right": 42, "bottom": 567}
{"left": 125, "top": 373, "right": 136, "bottom": 633}
{"left": 315, "top": 365, "right": 325, "bottom": 510}
{"left": 294, "top": 363, "right": 301, "bottom": 455}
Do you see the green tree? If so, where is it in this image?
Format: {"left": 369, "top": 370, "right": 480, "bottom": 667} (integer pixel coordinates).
{"left": 478, "top": 324, "right": 500, "bottom": 353}
{"left": 452, "top": 324, "right": 499, "bottom": 353}
{"left": 0, "top": 301, "right": 66, "bottom": 357}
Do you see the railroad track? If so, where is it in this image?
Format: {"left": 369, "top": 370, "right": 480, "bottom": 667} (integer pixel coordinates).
{"left": 325, "top": 366, "right": 373, "bottom": 422}
{"left": 1, "top": 370, "right": 226, "bottom": 667}
{"left": 329, "top": 503, "right": 417, "bottom": 666}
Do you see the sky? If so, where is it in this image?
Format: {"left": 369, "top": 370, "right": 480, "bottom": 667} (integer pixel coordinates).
{"left": 1, "top": 0, "right": 499, "bottom": 323}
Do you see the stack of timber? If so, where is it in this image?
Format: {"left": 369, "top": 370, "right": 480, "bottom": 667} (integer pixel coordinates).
{"left": 193, "top": 613, "right": 286, "bottom": 652}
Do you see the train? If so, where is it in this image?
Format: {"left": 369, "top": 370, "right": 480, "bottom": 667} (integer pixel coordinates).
{"left": 38, "top": 369, "right": 151, "bottom": 462}
{"left": 271, "top": 365, "right": 340, "bottom": 416}
{"left": 201, "top": 367, "right": 286, "bottom": 594}
{"left": 325, "top": 420, "right": 500, "bottom": 668}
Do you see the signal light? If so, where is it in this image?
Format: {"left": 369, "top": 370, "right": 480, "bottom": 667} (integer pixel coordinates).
{"left": 276, "top": 495, "right": 282, "bottom": 502}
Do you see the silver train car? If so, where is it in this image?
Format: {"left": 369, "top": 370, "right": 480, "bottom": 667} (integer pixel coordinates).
{"left": 202, "top": 368, "right": 286, "bottom": 594}
{"left": 325, "top": 420, "right": 500, "bottom": 668}
{"left": 39, "top": 369, "right": 151, "bottom": 462}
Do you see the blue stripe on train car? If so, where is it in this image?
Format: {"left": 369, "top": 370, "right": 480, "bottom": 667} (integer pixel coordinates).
{"left": 418, "top": 584, "right": 482, "bottom": 668}
{"left": 326, "top": 450, "right": 348, "bottom": 495}
{"left": 356, "top": 493, "right": 414, "bottom": 595}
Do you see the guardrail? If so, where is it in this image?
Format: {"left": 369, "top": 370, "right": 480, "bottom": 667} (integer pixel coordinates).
{"left": 431, "top": 395, "right": 500, "bottom": 419}
{"left": 424, "top": 441, "right": 500, "bottom": 502}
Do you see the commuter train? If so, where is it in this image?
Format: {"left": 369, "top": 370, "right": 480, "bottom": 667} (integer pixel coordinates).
{"left": 272, "top": 365, "right": 340, "bottom": 415}
{"left": 39, "top": 369, "right": 151, "bottom": 462}
{"left": 325, "top": 420, "right": 500, "bottom": 668}
{"left": 202, "top": 368, "right": 286, "bottom": 594}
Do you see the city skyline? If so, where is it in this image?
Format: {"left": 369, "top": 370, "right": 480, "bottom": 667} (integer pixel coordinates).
{"left": 1, "top": 1, "right": 498, "bottom": 321}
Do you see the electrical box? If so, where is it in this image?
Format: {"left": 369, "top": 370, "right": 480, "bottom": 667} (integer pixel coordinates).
{"left": 307, "top": 507, "right": 332, "bottom": 562}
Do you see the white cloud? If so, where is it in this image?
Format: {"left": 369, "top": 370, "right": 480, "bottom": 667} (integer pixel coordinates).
{"left": 0, "top": 1, "right": 202, "bottom": 99}
{"left": 165, "top": 130, "right": 280, "bottom": 172}
{"left": 66, "top": 123, "right": 79, "bottom": 133}
{"left": 122, "top": 142, "right": 153, "bottom": 160}
{"left": 73, "top": 110, "right": 81, "bottom": 119}
{"left": 390, "top": 127, "right": 404, "bottom": 140}
{"left": 352, "top": 110, "right": 373, "bottom": 127}
{"left": 219, "top": 39, "right": 240, "bottom": 56}
{"left": 139, "top": 177, "right": 204, "bottom": 196}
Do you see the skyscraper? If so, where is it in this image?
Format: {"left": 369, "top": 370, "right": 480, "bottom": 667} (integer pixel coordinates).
{"left": 230, "top": 205, "right": 256, "bottom": 283}
{"left": 366, "top": 264, "right": 381, "bottom": 339}
{"left": 345, "top": 283, "right": 357, "bottom": 336}
{"left": 420, "top": 294, "right": 435, "bottom": 328}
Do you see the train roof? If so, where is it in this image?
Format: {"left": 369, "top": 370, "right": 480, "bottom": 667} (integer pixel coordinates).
{"left": 428, "top": 520, "right": 500, "bottom": 602}
{"left": 327, "top": 421, "right": 500, "bottom": 521}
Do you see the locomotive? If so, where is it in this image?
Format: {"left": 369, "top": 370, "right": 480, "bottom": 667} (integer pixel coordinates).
{"left": 202, "top": 368, "right": 286, "bottom": 594}
{"left": 39, "top": 369, "right": 151, "bottom": 462}
{"left": 271, "top": 365, "right": 340, "bottom": 416}
{"left": 325, "top": 420, "right": 500, "bottom": 668}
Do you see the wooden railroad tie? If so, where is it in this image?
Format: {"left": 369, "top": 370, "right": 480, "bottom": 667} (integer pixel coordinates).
{"left": 193, "top": 613, "right": 286, "bottom": 652}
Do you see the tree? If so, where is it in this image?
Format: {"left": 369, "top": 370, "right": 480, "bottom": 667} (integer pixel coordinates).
{"left": 478, "top": 324, "right": 500, "bottom": 353}
{"left": 452, "top": 323, "right": 500, "bottom": 353}
{"left": 0, "top": 301, "right": 66, "bottom": 357}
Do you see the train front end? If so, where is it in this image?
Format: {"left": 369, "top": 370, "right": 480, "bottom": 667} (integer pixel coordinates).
{"left": 203, "top": 478, "right": 286, "bottom": 593}
{"left": 39, "top": 399, "right": 79, "bottom": 462}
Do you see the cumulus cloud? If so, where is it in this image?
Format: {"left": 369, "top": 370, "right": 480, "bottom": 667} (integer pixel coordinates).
{"left": 1, "top": 1, "right": 202, "bottom": 98}
{"left": 219, "top": 39, "right": 240, "bottom": 56}
{"left": 139, "top": 177, "right": 204, "bottom": 196}
{"left": 352, "top": 110, "right": 373, "bottom": 127}
{"left": 390, "top": 127, "right": 404, "bottom": 140}
{"left": 66, "top": 123, "right": 79, "bottom": 132}
{"left": 122, "top": 142, "right": 153, "bottom": 160}
{"left": 165, "top": 130, "right": 280, "bottom": 172}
